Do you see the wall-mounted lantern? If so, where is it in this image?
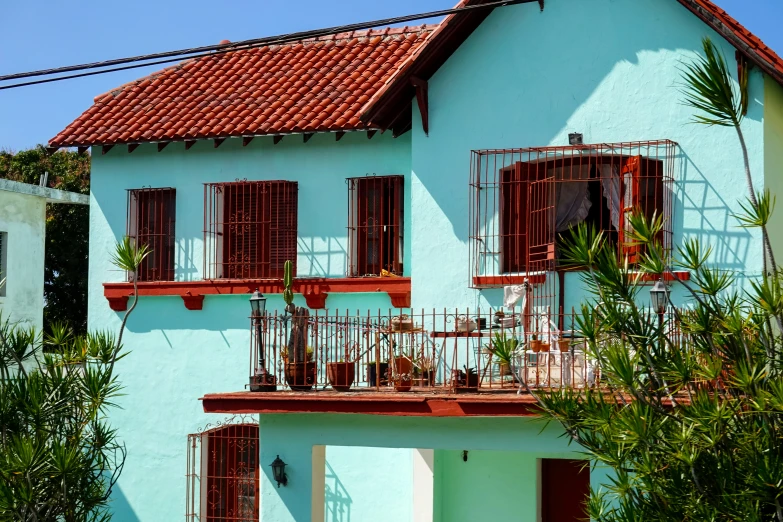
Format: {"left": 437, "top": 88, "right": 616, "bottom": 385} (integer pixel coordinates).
{"left": 650, "top": 279, "right": 669, "bottom": 315}
{"left": 249, "top": 288, "right": 267, "bottom": 317}
{"left": 568, "top": 133, "right": 583, "bottom": 145}
{"left": 270, "top": 455, "right": 288, "bottom": 488}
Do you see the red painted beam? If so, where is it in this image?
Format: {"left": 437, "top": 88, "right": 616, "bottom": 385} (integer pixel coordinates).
{"left": 200, "top": 391, "right": 543, "bottom": 417}
{"left": 103, "top": 277, "right": 412, "bottom": 311}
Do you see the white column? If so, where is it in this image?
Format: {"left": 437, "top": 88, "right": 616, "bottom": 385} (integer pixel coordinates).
{"left": 412, "top": 449, "right": 434, "bottom": 522}
{"left": 311, "top": 445, "right": 326, "bottom": 522}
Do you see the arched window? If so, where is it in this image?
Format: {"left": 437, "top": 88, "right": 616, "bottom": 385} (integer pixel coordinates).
{"left": 187, "top": 420, "right": 259, "bottom": 522}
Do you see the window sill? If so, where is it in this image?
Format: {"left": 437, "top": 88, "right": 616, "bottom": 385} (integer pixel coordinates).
{"left": 472, "top": 271, "right": 689, "bottom": 288}
{"left": 103, "top": 277, "right": 412, "bottom": 311}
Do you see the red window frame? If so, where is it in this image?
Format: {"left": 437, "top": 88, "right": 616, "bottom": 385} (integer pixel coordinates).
{"left": 347, "top": 176, "right": 404, "bottom": 277}
{"left": 204, "top": 181, "right": 298, "bottom": 280}
{"left": 469, "top": 142, "right": 674, "bottom": 287}
{"left": 127, "top": 187, "right": 176, "bottom": 282}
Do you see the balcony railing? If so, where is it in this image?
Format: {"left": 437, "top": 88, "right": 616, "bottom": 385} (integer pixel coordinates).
{"left": 247, "top": 308, "right": 645, "bottom": 393}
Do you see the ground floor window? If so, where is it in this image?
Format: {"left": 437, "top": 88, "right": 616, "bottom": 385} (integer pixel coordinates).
{"left": 186, "top": 419, "right": 259, "bottom": 522}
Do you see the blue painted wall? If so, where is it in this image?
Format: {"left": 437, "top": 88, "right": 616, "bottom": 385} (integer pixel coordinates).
{"left": 325, "top": 446, "right": 412, "bottom": 522}
{"left": 409, "top": 0, "right": 766, "bottom": 311}
{"left": 88, "top": 131, "right": 411, "bottom": 521}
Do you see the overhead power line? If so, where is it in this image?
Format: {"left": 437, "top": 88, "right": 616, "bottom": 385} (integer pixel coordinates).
{"left": 0, "top": 0, "right": 539, "bottom": 91}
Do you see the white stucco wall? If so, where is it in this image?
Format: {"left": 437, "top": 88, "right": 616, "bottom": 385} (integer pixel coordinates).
{"left": 0, "top": 189, "right": 46, "bottom": 332}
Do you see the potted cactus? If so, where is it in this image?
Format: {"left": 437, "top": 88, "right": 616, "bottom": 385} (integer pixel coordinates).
{"left": 281, "top": 260, "right": 317, "bottom": 391}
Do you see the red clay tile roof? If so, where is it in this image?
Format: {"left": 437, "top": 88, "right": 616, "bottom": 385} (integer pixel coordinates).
{"left": 677, "top": 0, "right": 783, "bottom": 83}
{"left": 49, "top": 26, "right": 435, "bottom": 148}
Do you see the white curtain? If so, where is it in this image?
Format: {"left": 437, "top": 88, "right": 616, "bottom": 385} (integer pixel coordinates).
{"left": 555, "top": 181, "right": 591, "bottom": 232}
{"left": 599, "top": 165, "right": 622, "bottom": 231}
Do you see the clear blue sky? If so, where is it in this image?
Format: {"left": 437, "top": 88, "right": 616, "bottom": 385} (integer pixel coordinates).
{"left": 1, "top": 0, "right": 780, "bottom": 151}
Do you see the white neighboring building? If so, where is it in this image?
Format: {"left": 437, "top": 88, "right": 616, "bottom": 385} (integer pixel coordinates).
{"left": 0, "top": 179, "right": 89, "bottom": 331}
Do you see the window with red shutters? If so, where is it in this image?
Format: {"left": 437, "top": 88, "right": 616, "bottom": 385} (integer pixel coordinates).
{"left": 204, "top": 181, "right": 297, "bottom": 280}
{"left": 127, "top": 188, "right": 176, "bottom": 282}
{"left": 470, "top": 141, "right": 675, "bottom": 287}
{"left": 347, "top": 176, "right": 404, "bottom": 277}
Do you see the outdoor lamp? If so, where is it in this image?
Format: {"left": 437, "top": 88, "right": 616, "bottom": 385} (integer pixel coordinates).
{"left": 650, "top": 278, "right": 669, "bottom": 314}
{"left": 270, "top": 455, "right": 288, "bottom": 488}
{"left": 249, "top": 289, "right": 267, "bottom": 317}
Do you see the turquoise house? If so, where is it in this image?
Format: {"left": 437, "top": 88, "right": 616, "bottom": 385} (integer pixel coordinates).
{"left": 49, "top": 0, "right": 783, "bottom": 520}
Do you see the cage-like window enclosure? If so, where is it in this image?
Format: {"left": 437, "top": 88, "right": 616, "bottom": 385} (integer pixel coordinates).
{"left": 347, "top": 175, "right": 404, "bottom": 276}
{"left": 186, "top": 421, "right": 259, "bottom": 522}
{"left": 469, "top": 140, "right": 676, "bottom": 287}
{"left": 204, "top": 181, "right": 298, "bottom": 280}
{"left": 126, "top": 187, "right": 176, "bottom": 282}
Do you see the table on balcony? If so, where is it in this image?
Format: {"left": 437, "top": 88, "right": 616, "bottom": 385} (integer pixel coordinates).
{"left": 429, "top": 329, "right": 590, "bottom": 389}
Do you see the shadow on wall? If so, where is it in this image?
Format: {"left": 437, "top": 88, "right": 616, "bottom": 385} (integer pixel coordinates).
{"left": 677, "top": 153, "right": 753, "bottom": 270}
{"left": 109, "top": 486, "right": 141, "bottom": 522}
{"left": 176, "top": 237, "right": 200, "bottom": 281}
{"left": 325, "top": 460, "right": 353, "bottom": 522}
{"left": 298, "top": 237, "right": 349, "bottom": 278}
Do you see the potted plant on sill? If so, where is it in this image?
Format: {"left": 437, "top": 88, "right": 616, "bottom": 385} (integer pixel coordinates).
{"left": 327, "top": 346, "right": 357, "bottom": 392}
{"left": 451, "top": 366, "right": 479, "bottom": 393}
{"left": 529, "top": 334, "right": 542, "bottom": 353}
{"left": 366, "top": 359, "right": 389, "bottom": 387}
{"left": 281, "top": 260, "right": 317, "bottom": 391}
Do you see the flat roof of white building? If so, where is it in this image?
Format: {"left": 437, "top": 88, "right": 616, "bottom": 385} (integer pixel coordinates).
{"left": 0, "top": 179, "right": 89, "bottom": 205}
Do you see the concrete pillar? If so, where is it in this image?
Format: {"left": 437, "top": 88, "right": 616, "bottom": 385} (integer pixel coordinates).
{"left": 412, "top": 449, "right": 434, "bottom": 522}
{"left": 312, "top": 446, "right": 326, "bottom": 522}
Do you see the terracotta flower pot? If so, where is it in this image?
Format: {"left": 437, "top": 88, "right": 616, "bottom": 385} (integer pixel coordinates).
{"left": 392, "top": 356, "right": 413, "bottom": 392}
{"left": 530, "top": 340, "right": 542, "bottom": 353}
{"left": 540, "top": 342, "right": 551, "bottom": 352}
{"left": 558, "top": 339, "right": 571, "bottom": 353}
{"left": 327, "top": 362, "right": 355, "bottom": 392}
{"left": 285, "top": 362, "right": 316, "bottom": 391}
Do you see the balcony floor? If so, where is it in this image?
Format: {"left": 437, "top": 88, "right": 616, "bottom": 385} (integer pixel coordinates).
{"left": 201, "top": 388, "right": 546, "bottom": 417}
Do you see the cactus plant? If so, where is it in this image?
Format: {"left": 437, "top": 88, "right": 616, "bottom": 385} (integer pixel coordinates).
{"left": 282, "top": 260, "right": 294, "bottom": 313}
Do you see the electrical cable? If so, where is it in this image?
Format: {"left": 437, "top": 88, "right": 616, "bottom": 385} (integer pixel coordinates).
{"left": 0, "top": 0, "right": 536, "bottom": 90}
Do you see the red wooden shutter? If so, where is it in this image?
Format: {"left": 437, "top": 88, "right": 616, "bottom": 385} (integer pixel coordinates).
{"left": 620, "top": 156, "right": 642, "bottom": 262}
{"left": 206, "top": 425, "right": 259, "bottom": 522}
{"left": 527, "top": 162, "right": 556, "bottom": 271}
{"left": 541, "top": 459, "right": 590, "bottom": 522}
{"left": 268, "top": 181, "right": 297, "bottom": 279}
{"left": 501, "top": 162, "right": 530, "bottom": 273}
{"left": 129, "top": 188, "right": 176, "bottom": 282}
{"left": 221, "top": 182, "right": 297, "bottom": 279}
{"left": 223, "top": 183, "right": 264, "bottom": 279}
{"left": 353, "top": 177, "right": 403, "bottom": 276}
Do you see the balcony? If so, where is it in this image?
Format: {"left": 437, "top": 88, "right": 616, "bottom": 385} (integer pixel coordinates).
{"left": 201, "top": 307, "right": 633, "bottom": 417}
